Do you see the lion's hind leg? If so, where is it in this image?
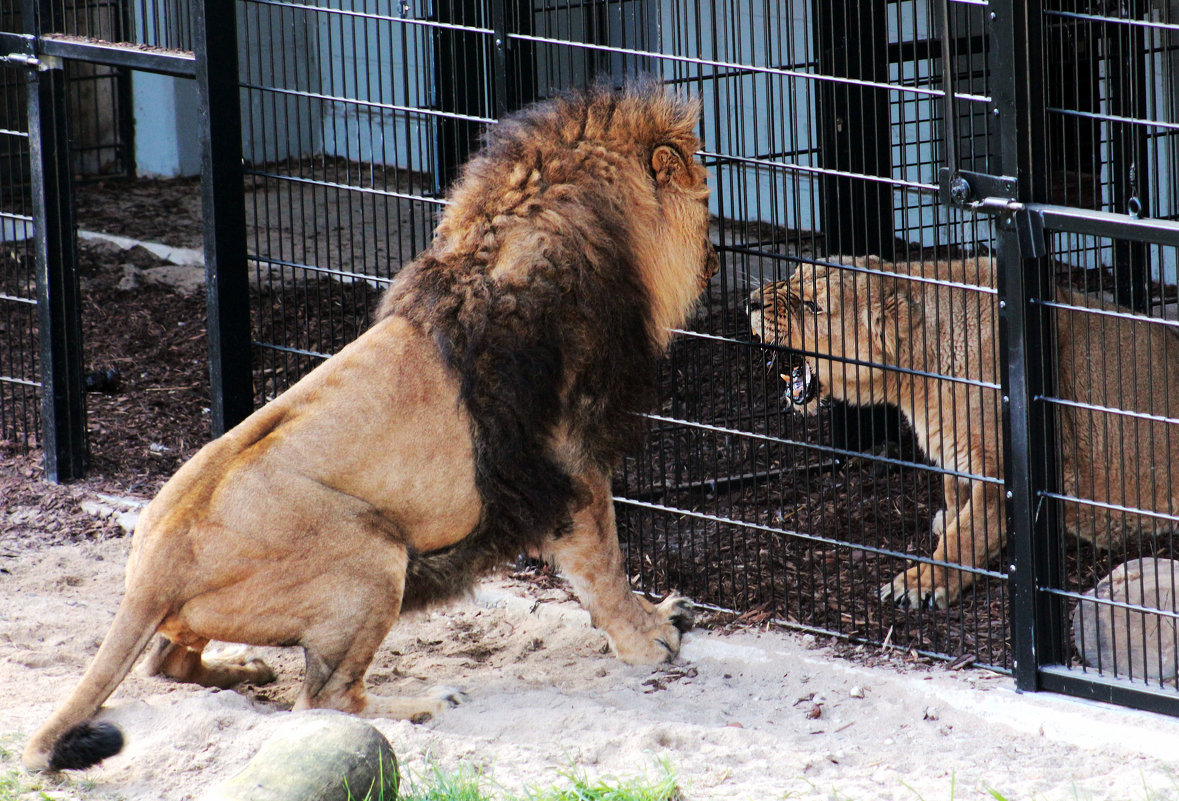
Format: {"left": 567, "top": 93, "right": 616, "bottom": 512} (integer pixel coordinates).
{"left": 290, "top": 539, "right": 466, "bottom": 723}
{"left": 140, "top": 636, "right": 276, "bottom": 689}
{"left": 295, "top": 612, "right": 466, "bottom": 722}
{"left": 542, "top": 472, "right": 693, "bottom": 665}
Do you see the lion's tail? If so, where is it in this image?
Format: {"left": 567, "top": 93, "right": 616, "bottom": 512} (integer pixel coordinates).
{"left": 22, "top": 593, "right": 166, "bottom": 771}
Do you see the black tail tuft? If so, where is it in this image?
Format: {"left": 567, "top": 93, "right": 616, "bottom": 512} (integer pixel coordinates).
{"left": 48, "top": 721, "right": 124, "bottom": 771}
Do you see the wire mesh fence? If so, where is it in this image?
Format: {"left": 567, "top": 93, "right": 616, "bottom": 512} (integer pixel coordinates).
{"left": 0, "top": 63, "right": 37, "bottom": 449}
{"left": 2, "top": 0, "right": 1179, "bottom": 711}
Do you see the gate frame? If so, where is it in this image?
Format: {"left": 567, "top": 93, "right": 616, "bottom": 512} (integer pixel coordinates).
{"left": 949, "top": 0, "right": 1179, "bottom": 715}
{"left": 0, "top": 0, "right": 252, "bottom": 480}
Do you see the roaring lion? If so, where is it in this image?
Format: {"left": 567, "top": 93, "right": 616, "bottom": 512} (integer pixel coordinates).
{"left": 24, "top": 84, "right": 716, "bottom": 772}
{"left": 749, "top": 255, "right": 1179, "bottom": 609}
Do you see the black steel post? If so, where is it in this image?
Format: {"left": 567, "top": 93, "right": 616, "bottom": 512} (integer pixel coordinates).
{"left": 812, "top": 0, "right": 900, "bottom": 459}
{"left": 990, "top": 0, "right": 1065, "bottom": 691}
{"left": 1107, "top": 1, "right": 1150, "bottom": 313}
{"left": 27, "top": 0, "right": 88, "bottom": 481}
{"left": 812, "top": 0, "right": 895, "bottom": 258}
{"left": 491, "top": 0, "right": 535, "bottom": 116}
{"left": 114, "top": 65, "right": 135, "bottom": 177}
{"left": 433, "top": 0, "right": 488, "bottom": 195}
{"left": 193, "top": 0, "right": 253, "bottom": 436}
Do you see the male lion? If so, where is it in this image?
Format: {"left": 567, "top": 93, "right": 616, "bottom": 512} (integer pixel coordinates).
{"left": 25, "top": 84, "right": 716, "bottom": 772}
{"left": 749, "top": 255, "right": 1179, "bottom": 609}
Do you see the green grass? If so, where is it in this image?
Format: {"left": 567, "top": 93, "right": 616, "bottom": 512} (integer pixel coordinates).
{"left": 0, "top": 768, "right": 52, "bottom": 801}
{"left": 353, "top": 759, "right": 683, "bottom": 801}
{"left": 0, "top": 736, "right": 49, "bottom": 801}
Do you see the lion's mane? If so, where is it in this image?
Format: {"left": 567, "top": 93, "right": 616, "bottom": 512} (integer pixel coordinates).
{"left": 379, "top": 85, "right": 707, "bottom": 607}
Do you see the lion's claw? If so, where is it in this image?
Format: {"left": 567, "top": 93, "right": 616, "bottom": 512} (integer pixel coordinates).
{"left": 610, "top": 594, "right": 694, "bottom": 665}
{"left": 880, "top": 571, "right": 951, "bottom": 611}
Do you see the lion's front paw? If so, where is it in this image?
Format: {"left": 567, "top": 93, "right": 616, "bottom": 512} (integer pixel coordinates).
{"left": 612, "top": 595, "right": 694, "bottom": 665}
{"left": 879, "top": 565, "right": 957, "bottom": 610}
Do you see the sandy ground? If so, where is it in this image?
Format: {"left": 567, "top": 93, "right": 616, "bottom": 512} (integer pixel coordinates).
{"left": 4, "top": 508, "right": 1179, "bottom": 801}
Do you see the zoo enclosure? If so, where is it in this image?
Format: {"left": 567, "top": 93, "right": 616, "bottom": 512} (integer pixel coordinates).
{"left": 2, "top": 0, "right": 1179, "bottom": 717}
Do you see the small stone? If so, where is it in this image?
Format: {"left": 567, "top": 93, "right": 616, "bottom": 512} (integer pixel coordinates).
{"left": 116, "top": 265, "right": 142, "bottom": 290}
{"left": 849, "top": 685, "right": 865, "bottom": 698}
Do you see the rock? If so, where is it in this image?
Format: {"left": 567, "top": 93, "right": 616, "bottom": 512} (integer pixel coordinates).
{"left": 201, "top": 713, "right": 398, "bottom": 801}
{"left": 1072, "top": 557, "right": 1179, "bottom": 683}
{"left": 117, "top": 265, "right": 142, "bottom": 291}
{"left": 140, "top": 263, "right": 206, "bottom": 294}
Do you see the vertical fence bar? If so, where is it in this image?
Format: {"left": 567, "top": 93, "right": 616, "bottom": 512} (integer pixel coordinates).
{"left": 27, "top": 0, "right": 87, "bottom": 481}
{"left": 990, "top": 0, "right": 1065, "bottom": 691}
{"left": 193, "top": 0, "right": 253, "bottom": 436}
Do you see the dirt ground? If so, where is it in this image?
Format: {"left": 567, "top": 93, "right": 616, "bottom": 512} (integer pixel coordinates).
{"left": 4, "top": 176, "right": 1179, "bottom": 799}
{"left": 4, "top": 516, "right": 1179, "bottom": 801}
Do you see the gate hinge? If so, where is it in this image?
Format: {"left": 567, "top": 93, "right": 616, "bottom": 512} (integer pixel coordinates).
{"left": 939, "top": 169, "right": 1046, "bottom": 258}
{"left": 0, "top": 32, "right": 37, "bottom": 68}
{"left": 939, "top": 168, "right": 1017, "bottom": 207}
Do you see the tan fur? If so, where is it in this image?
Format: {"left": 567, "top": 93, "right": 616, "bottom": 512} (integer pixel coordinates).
{"left": 750, "top": 255, "right": 1179, "bottom": 608}
{"left": 24, "top": 85, "right": 715, "bottom": 772}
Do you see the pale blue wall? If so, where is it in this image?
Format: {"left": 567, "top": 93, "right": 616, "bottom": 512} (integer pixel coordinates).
{"left": 132, "top": 73, "right": 201, "bottom": 178}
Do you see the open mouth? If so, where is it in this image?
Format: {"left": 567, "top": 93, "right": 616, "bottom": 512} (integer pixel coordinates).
{"left": 780, "top": 360, "right": 817, "bottom": 405}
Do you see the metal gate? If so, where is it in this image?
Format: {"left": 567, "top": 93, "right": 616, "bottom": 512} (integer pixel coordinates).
{"left": 0, "top": 0, "right": 252, "bottom": 480}
{"left": 941, "top": 0, "right": 1179, "bottom": 712}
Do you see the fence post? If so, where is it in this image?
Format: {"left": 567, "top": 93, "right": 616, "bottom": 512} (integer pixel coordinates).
{"left": 193, "top": 0, "right": 253, "bottom": 436}
{"left": 989, "top": 0, "right": 1065, "bottom": 691}
{"left": 433, "top": 0, "right": 488, "bottom": 195}
{"left": 1107, "top": 0, "right": 1150, "bottom": 313}
{"left": 811, "top": 0, "right": 899, "bottom": 459}
{"left": 27, "top": 0, "right": 88, "bottom": 481}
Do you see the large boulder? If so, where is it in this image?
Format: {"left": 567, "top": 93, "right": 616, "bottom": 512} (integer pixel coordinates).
{"left": 202, "top": 712, "right": 398, "bottom": 801}
{"left": 1072, "top": 557, "right": 1179, "bottom": 684}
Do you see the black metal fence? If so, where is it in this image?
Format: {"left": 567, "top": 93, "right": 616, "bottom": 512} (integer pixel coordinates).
{"left": 3, "top": 0, "right": 1179, "bottom": 716}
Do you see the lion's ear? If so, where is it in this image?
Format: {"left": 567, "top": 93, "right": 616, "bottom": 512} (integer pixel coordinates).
{"left": 651, "top": 144, "right": 690, "bottom": 188}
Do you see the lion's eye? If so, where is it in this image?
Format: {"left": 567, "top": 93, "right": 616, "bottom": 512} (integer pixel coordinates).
{"left": 803, "top": 299, "right": 823, "bottom": 314}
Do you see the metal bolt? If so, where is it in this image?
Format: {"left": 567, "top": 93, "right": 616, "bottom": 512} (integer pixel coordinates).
{"left": 1002, "top": 395, "right": 1010, "bottom": 404}
{"left": 1006, "top": 490, "right": 1013, "bottom": 499}
{"left": 3, "top": 53, "right": 39, "bottom": 68}
{"left": 998, "top": 299, "right": 1006, "bottom": 309}
{"left": 948, "top": 176, "right": 973, "bottom": 205}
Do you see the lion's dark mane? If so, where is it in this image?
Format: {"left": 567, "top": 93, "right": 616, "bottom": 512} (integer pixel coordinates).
{"left": 381, "top": 88, "right": 671, "bottom": 609}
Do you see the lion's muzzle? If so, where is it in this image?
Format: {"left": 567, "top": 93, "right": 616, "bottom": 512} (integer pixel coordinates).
{"left": 782, "top": 360, "right": 818, "bottom": 406}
